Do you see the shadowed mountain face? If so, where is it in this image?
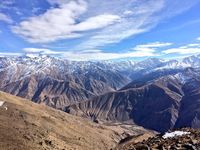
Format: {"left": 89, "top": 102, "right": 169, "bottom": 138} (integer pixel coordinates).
{"left": 1, "top": 55, "right": 200, "bottom": 132}
{"left": 67, "top": 68, "right": 200, "bottom": 132}
{"left": 175, "top": 77, "right": 200, "bottom": 128}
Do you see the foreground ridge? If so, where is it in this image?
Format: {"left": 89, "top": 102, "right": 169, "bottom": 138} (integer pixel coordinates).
{"left": 115, "top": 128, "right": 200, "bottom": 150}
{"left": 0, "top": 91, "right": 149, "bottom": 150}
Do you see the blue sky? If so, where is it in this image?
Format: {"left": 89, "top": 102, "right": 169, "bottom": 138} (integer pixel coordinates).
{"left": 0, "top": 0, "right": 200, "bottom": 61}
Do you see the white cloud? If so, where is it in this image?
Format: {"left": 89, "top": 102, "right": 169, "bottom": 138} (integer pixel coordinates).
{"left": 12, "top": 0, "right": 87, "bottom": 43}
{"left": 12, "top": 0, "right": 164, "bottom": 45}
{"left": 74, "top": 14, "right": 121, "bottom": 31}
{"left": 23, "top": 48, "right": 62, "bottom": 54}
{"left": 133, "top": 42, "right": 172, "bottom": 52}
{"left": 163, "top": 48, "right": 200, "bottom": 55}
{"left": 76, "top": 28, "right": 148, "bottom": 50}
{"left": 163, "top": 43, "right": 200, "bottom": 55}
{"left": 63, "top": 50, "right": 157, "bottom": 61}
{"left": 1, "top": 40, "right": 196, "bottom": 60}
{"left": 0, "top": 13, "right": 13, "bottom": 24}
{"left": 75, "top": 0, "right": 165, "bottom": 50}
{"left": 123, "top": 10, "right": 133, "bottom": 15}
{"left": 184, "top": 43, "right": 200, "bottom": 47}
{"left": 0, "top": 52, "right": 22, "bottom": 57}
{"left": 21, "top": 42, "right": 172, "bottom": 61}
{"left": 74, "top": 0, "right": 197, "bottom": 50}
{"left": 12, "top": 0, "right": 120, "bottom": 43}
{"left": 21, "top": 46, "right": 157, "bottom": 61}
{"left": 10, "top": 0, "right": 199, "bottom": 52}
{"left": 197, "top": 37, "right": 200, "bottom": 41}
{"left": 136, "top": 42, "right": 173, "bottom": 48}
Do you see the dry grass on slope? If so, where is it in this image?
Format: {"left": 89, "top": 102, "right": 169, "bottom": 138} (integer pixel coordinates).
{"left": 0, "top": 91, "right": 141, "bottom": 150}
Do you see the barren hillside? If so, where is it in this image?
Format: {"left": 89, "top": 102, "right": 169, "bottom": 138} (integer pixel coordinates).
{"left": 0, "top": 91, "right": 148, "bottom": 150}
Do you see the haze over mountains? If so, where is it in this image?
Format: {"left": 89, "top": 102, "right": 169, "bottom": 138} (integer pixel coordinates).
{"left": 0, "top": 54, "right": 200, "bottom": 132}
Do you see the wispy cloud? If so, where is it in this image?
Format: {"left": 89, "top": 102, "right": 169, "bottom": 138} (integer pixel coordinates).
{"left": 197, "top": 37, "right": 200, "bottom": 41}
{"left": 0, "top": 52, "right": 22, "bottom": 57}
{"left": 163, "top": 47, "right": 200, "bottom": 55}
{"left": 22, "top": 47, "right": 156, "bottom": 61}
{"left": 1, "top": 40, "right": 198, "bottom": 60}
{"left": 0, "top": 1, "right": 14, "bottom": 9}
{"left": 12, "top": 0, "right": 164, "bottom": 45}
{"left": 21, "top": 42, "right": 171, "bottom": 61}
{"left": 12, "top": 0, "right": 87, "bottom": 43}
{"left": 62, "top": 50, "right": 156, "bottom": 61}
{"left": 0, "top": 13, "right": 13, "bottom": 24}
{"left": 133, "top": 42, "right": 172, "bottom": 52}
{"left": 9, "top": 0, "right": 200, "bottom": 54}
{"left": 163, "top": 42, "right": 200, "bottom": 55}
{"left": 74, "top": 14, "right": 121, "bottom": 32}
{"left": 73, "top": 0, "right": 198, "bottom": 50}
{"left": 74, "top": 0, "right": 165, "bottom": 50}
{"left": 12, "top": 0, "right": 120, "bottom": 43}
{"left": 23, "top": 48, "right": 62, "bottom": 54}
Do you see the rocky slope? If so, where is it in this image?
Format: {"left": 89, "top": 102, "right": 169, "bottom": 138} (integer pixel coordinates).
{"left": 115, "top": 128, "right": 200, "bottom": 150}
{"left": 0, "top": 55, "right": 130, "bottom": 108}
{"left": 0, "top": 91, "right": 149, "bottom": 150}
{"left": 67, "top": 68, "right": 200, "bottom": 132}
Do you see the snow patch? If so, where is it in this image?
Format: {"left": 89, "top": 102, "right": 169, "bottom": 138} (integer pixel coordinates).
{"left": 0, "top": 101, "right": 7, "bottom": 110}
{"left": 174, "top": 73, "right": 190, "bottom": 84}
{"left": 163, "top": 131, "right": 190, "bottom": 139}
{"left": 0, "top": 101, "right": 5, "bottom": 106}
{"left": 4, "top": 106, "right": 7, "bottom": 110}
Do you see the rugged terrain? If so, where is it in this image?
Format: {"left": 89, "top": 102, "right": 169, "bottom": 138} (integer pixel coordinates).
{"left": 1, "top": 54, "right": 200, "bottom": 109}
{"left": 0, "top": 55, "right": 131, "bottom": 108}
{"left": 115, "top": 128, "right": 200, "bottom": 150}
{"left": 0, "top": 54, "right": 200, "bottom": 133}
{"left": 67, "top": 68, "right": 200, "bottom": 132}
{"left": 0, "top": 91, "right": 149, "bottom": 150}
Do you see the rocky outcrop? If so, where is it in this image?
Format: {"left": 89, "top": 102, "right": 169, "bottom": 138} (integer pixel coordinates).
{"left": 116, "top": 128, "right": 200, "bottom": 150}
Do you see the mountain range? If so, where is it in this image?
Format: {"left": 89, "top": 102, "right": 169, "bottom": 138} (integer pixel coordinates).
{"left": 0, "top": 54, "right": 200, "bottom": 132}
